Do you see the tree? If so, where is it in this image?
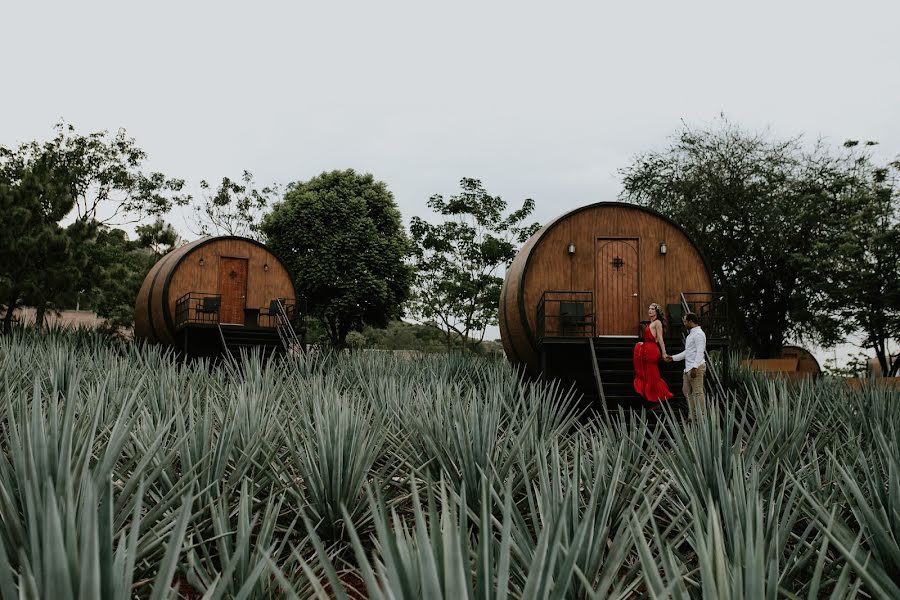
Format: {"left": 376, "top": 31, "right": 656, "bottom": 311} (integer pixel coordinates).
{"left": 408, "top": 178, "right": 540, "bottom": 351}
{"left": 260, "top": 169, "right": 413, "bottom": 349}
{"left": 50, "top": 122, "right": 189, "bottom": 224}
{"left": 190, "top": 171, "right": 277, "bottom": 240}
{"left": 79, "top": 225, "right": 174, "bottom": 329}
{"left": 361, "top": 320, "right": 449, "bottom": 353}
{"left": 1, "top": 124, "right": 187, "bottom": 331}
{"left": 823, "top": 148, "right": 900, "bottom": 376}
{"left": 620, "top": 119, "right": 855, "bottom": 357}
{"left": 0, "top": 140, "right": 78, "bottom": 331}
{"left": 136, "top": 218, "right": 180, "bottom": 257}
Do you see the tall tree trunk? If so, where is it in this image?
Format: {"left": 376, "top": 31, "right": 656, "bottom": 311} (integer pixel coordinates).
{"left": 35, "top": 302, "right": 46, "bottom": 330}
{"left": 873, "top": 340, "right": 889, "bottom": 377}
{"left": 2, "top": 293, "right": 18, "bottom": 333}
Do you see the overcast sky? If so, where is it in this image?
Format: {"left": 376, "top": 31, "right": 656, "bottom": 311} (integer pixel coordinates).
{"left": 2, "top": 0, "right": 898, "bottom": 356}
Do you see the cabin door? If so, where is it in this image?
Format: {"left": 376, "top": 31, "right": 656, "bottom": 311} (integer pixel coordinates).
{"left": 595, "top": 239, "right": 639, "bottom": 335}
{"left": 218, "top": 257, "right": 248, "bottom": 324}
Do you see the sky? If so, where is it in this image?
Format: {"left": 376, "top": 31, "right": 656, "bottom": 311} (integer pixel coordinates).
{"left": 2, "top": 0, "right": 898, "bottom": 363}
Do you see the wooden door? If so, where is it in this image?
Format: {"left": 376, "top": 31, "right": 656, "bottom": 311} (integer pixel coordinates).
{"left": 218, "top": 257, "right": 248, "bottom": 324}
{"left": 596, "top": 239, "right": 639, "bottom": 335}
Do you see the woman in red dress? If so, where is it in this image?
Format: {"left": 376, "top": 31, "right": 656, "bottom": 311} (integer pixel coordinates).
{"left": 633, "top": 303, "right": 674, "bottom": 402}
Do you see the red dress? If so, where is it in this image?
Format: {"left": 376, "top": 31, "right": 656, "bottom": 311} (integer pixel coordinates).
{"left": 633, "top": 325, "right": 673, "bottom": 402}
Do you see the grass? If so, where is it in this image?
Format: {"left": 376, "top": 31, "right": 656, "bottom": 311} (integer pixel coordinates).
{"left": 0, "top": 328, "right": 897, "bottom": 598}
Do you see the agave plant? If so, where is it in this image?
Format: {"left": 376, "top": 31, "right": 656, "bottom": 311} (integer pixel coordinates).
{"left": 0, "top": 328, "right": 898, "bottom": 598}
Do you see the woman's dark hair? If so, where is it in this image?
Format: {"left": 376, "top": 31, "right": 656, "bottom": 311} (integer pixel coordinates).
{"left": 649, "top": 303, "right": 666, "bottom": 331}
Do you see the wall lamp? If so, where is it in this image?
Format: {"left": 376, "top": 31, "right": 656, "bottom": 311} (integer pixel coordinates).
{"left": 567, "top": 242, "right": 576, "bottom": 255}
{"left": 199, "top": 257, "right": 205, "bottom": 267}
{"left": 263, "top": 263, "right": 269, "bottom": 272}
{"left": 659, "top": 241, "right": 667, "bottom": 255}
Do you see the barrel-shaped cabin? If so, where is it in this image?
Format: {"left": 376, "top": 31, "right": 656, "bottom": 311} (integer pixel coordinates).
{"left": 743, "top": 345, "right": 822, "bottom": 380}
{"left": 500, "top": 202, "right": 726, "bottom": 403}
{"left": 135, "top": 236, "right": 297, "bottom": 356}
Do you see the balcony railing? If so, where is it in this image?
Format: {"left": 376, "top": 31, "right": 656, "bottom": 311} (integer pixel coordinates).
{"left": 680, "top": 292, "right": 728, "bottom": 341}
{"left": 257, "top": 299, "right": 299, "bottom": 329}
{"left": 174, "top": 293, "right": 222, "bottom": 329}
{"left": 536, "top": 291, "right": 595, "bottom": 342}
{"left": 175, "top": 292, "right": 305, "bottom": 333}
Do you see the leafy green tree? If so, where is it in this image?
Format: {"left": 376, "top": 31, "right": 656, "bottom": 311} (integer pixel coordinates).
{"left": 1, "top": 123, "right": 188, "bottom": 331}
{"left": 409, "top": 178, "right": 540, "bottom": 351}
{"left": 361, "top": 320, "right": 453, "bottom": 353}
{"left": 190, "top": 171, "right": 278, "bottom": 240}
{"left": 25, "top": 218, "right": 100, "bottom": 327}
{"left": 824, "top": 148, "right": 900, "bottom": 376}
{"left": 620, "top": 119, "right": 855, "bottom": 357}
{"left": 0, "top": 140, "right": 78, "bottom": 331}
{"left": 51, "top": 122, "right": 189, "bottom": 224}
{"left": 136, "top": 218, "right": 180, "bottom": 257}
{"left": 79, "top": 225, "right": 175, "bottom": 329}
{"left": 345, "top": 331, "right": 367, "bottom": 353}
{"left": 260, "top": 169, "right": 413, "bottom": 349}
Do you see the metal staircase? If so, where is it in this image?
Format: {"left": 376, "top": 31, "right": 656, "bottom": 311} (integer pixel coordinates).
{"left": 217, "top": 324, "right": 283, "bottom": 361}
{"left": 589, "top": 337, "right": 687, "bottom": 407}
{"left": 535, "top": 289, "right": 728, "bottom": 415}
{"left": 272, "top": 299, "right": 303, "bottom": 355}
{"left": 213, "top": 299, "right": 304, "bottom": 361}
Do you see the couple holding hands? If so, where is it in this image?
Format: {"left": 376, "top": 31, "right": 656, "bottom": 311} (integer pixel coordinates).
{"left": 632, "top": 303, "right": 707, "bottom": 420}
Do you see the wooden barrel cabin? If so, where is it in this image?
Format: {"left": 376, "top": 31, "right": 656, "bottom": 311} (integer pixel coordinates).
{"left": 780, "top": 346, "right": 821, "bottom": 377}
{"left": 499, "top": 202, "right": 726, "bottom": 404}
{"left": 134, "top": 236, "right": 298, "bottom": 356}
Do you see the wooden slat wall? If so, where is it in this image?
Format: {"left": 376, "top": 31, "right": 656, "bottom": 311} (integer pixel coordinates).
{"left": 166, "top": 239, "right": 295, "bottom": 327}
{"left": 135, "top": 237, "right": 296, "bottom": 346}
{"left": 499, "top": 204, "right": 713, "bottom": 375}
{"left": 148, "top": 243, "right": 198, "bottom": 345}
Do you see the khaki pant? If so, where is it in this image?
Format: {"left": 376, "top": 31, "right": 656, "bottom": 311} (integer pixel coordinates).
{"left": 682, "top": 363, "right": 707, "bottom": 419}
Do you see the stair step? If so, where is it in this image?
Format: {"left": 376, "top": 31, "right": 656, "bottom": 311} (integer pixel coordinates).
{"left": 218, "top": 326, "right": 285, "bottom": 358}
{"left": 539, "top": 336, "right": 706, "bottom": 412}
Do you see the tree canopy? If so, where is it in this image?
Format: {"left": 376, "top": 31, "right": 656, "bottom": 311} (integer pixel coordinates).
{"left": 621, "top": 121, "right": 900, "bottom": 369}
{"left": 1, "top": 124, "right": 187, "bottom": 330}
{"left": 822, "top": 148, "right": 900, "bottom": 376}
{"left": 1, "top": 139, "right": 80, "bottom": 330}
{"left": 620, "top": 119, "right": 865, "bottom": 358}
{"left": 408, "top": 178, "right": 540, "bottom": 350}
{"left": 190, "top": 171, "right": 277, "bottom": 240}
{"left": 79, "top": 222, "right": 178, "bottom": 329}
{"left": 260, "top": 169, "right": 413, "bottom": 348}
{"left": 50, "top": 122, "right": 189, "bottom": 224}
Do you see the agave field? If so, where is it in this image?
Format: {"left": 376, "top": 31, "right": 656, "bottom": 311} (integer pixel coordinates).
{"left": 0, "top": 330, "right": 898, "bottom": 599}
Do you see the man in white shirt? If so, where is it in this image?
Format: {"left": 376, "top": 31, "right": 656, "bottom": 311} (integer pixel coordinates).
{"left": 665, "top": 313, "right": 707, "bottom": 420}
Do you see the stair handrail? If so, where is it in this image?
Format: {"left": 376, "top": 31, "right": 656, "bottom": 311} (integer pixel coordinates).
{"left": 274, "top": 299, "right": 303, "bottom": 354}
{"left": 680, "top": 292, "right": 726, "bottom": 397}
{"left": 216, "top": 323, "right": 237, "bottom": 363}
{"left": 586, "top": 338, "right": 609, "bottom": 421}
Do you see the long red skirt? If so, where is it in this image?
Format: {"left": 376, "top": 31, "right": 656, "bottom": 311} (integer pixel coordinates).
{"left": 633, "top": 342, "right": 674, "bottom": 403}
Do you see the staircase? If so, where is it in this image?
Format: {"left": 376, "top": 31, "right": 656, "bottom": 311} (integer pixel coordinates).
{"left": 540, "top": 336, "right": 688, "bottom": 414}
{"left": 590, "top": 337, "right": 686, "bottom": 408}
{"left": 218, "top": 325, "right": 284, "bottom": 360}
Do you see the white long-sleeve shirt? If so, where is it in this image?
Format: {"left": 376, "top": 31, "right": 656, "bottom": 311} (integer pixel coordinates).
{"left": 671, "top": 326, "right": 706, "bottom": 372}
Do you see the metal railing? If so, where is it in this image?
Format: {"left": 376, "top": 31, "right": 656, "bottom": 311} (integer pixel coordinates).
{"left": 217, "top": 323, "right": 236, "bottom": 363}
{"left": 271, "top": 299, "right": 303, "bottom": 354}
{"left": 680, "top": 292, "right": 728, "bottom": 341}
{"left": 680, "top": 292, "right": 726, "bottom": 397}
{"left": 536, "top": 291, "right": 595, "bottom": 342}
{"left": 175, "top": 293, "right": 221, "bottom": 329}
{"left": 257, "top": 299, "right": 297, "bottom": 328}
